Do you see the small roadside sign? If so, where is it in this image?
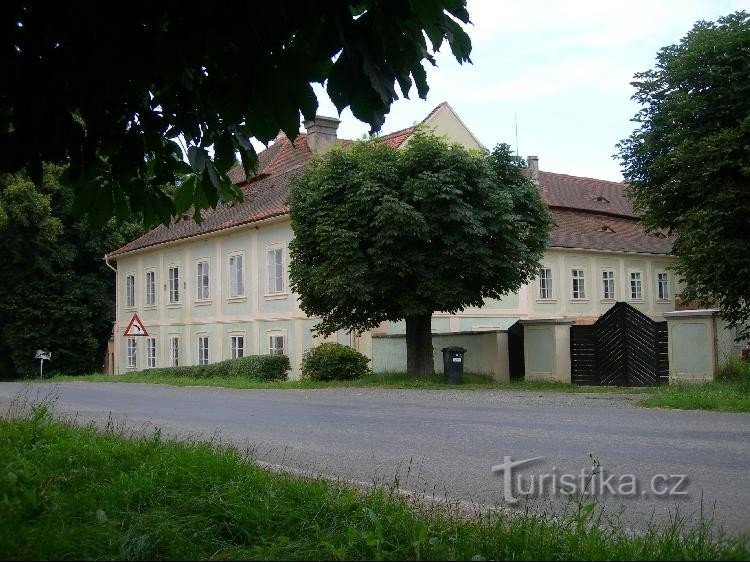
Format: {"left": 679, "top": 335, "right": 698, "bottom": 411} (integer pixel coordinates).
{"left": 35, "top": 349, "right": 51, "bottom": 378}
{"left": 123, "top": 314, "right": 149, "bottom": 337}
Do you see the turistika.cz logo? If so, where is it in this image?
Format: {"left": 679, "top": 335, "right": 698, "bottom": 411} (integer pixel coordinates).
{"left": 491, "top": 456, "right": 689, "bottom": 504}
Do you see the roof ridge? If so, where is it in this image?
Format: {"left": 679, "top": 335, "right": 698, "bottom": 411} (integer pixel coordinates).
{"left": 540, "top": 170, "right": 627, "bottom": 187}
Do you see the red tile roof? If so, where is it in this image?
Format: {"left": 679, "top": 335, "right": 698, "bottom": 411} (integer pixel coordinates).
{"left": 109, "top": 107, "right": 672, "bottom": 258}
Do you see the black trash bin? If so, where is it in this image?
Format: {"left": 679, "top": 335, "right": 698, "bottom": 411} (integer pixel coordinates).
{"left": 442, "top": 346, "right": 467, "bottom": 384}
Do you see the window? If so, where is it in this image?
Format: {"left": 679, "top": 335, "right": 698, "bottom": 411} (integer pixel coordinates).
{"left": 231, "top": 335, "right": 245, "bottom": 359}
{"left": 601, "top": 270, "right": 615, "bottom": 300}
{"left": 168, "top": 266, "right": 180, "bottom": 303}
{"left": 269, "top": 333, "right": 286, "bottom": 356}
{"left": 169, "top": 336, "right": 180, "bottom": 367}
{"left": 145, "top": 270, "right": 156, "bottom": 306}
{"left": 630, "top": 271, "right": 643, "bottom": 300}
{"left": 198, "top": 336, "right": 209, "bottom": 365}
{"left": 657, "top": 272, "right": 670, "bottom": 301}
{"left": 196, "top": 260, "right": 210, "bottom": 300}
{"left": 127, "top": 338, "right": 137, "bottom": 368}
{"left": 146, "top": 337, "right": 157, "bottom": 368}
{"left": 229, "top": 254, "right": 244, "bottom": 297}
{"left": 538, "top": 267, "right": 553, "bottom": 299}
{"left": 571, "top": 269, "right": 586, "bottom": 300}
{"left": 267, "top": 247, "right": 284, "bottom": 294}
{"left": 126, "top": 274, "right": 135, "bottom": 308}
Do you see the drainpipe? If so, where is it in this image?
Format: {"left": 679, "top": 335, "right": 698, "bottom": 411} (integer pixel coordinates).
{"left": 104, "top": 254, "right": 118, "bottom": 375}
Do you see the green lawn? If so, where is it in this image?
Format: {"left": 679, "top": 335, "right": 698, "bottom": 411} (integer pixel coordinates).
{"left": 642, "top": 359, "right": 750, "bottom": 413}
{"left": 42, "top": 371, "right": 642, "bottom": 393}
{"left": 1, "top": 406, "right": 746, "bottom": 561}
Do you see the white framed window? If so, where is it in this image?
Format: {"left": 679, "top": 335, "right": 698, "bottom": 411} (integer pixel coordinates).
{"left": 145, "top": 270, "right": 156, "bottom": 306}
{"left": 269, "top": 332, "right": 286, "bottom": 356}
{"left": 198, "top": 335, "right": 209, "bottom": 365}
{"left": 657, "top": 271, "right": 670, "bottom": 301}
{"left": 229, "top": 254, "right": 245, "bottom": 297}
{"left": 146, "top": 337, "right": 157, "bottom": 368}
{"left": 169, "top": 335, "right": 180, "bottom": 367}
{"left": 230, "top": 334, "right": 245, "bottom": 359}
{"left": 538, "top": 267, "right": 553, "bottom": 300}
{"left": 126, "top": 274, "right": 135, "bottom": 308}
{"left": 571, "top": 269, "right": 586, "bottom": 300}
{"left": 266, "top": 246, "right": 285, "bottom": 295}
{"left": 630, "top": 271, "right": 643, "bottom": 300}
{"left": 196, "top": 259, "right": 210, "bottom": 300}
{"left": 601, "top": 270, "right": 615, "bottom": 300}
{"left": 127, "top": 337, "right": 137, "bottom": 368}
{"left": 168, "top": 265, "right": 180, "bottom": 303}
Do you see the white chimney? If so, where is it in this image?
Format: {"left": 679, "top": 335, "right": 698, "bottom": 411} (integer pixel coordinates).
{"left": 303, "top": 115, "right": 341, "bottom": 154}
{"left": 527, "top": 155, "right": 539, "bottom": 184}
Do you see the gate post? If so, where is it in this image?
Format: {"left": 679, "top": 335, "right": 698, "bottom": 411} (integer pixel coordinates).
{"left": 519, "top": 318, "right": 576, "bottom": 383}
{"left": 664, "top": 309, "right": 736, "bottom": 383}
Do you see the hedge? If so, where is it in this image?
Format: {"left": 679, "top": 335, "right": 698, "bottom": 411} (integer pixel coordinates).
{"left": 141, "top": 354, "right": 290, "bottom": 381}
{"left": 301, "top": 342, "right": 370, "bottom": 381}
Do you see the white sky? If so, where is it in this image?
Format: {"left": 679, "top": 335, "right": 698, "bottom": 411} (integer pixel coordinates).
{"left": 312, "top": 0, "right": 749, "bottom": 181}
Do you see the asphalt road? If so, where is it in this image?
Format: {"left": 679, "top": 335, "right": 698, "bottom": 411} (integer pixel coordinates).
{"left": 1, "top": 382, "right": 749, "bottom": 533}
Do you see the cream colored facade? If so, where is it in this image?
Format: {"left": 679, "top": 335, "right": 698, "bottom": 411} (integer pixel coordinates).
{"left": 110, "top": 103, "right": 678, "bottom": 377}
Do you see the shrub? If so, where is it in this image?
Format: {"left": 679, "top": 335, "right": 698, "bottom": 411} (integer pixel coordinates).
{"left": 142, "top": 354, "right": 290, "bottom": 381}
{"left": 301, "top": 342, "right": 370, "bottom": 381}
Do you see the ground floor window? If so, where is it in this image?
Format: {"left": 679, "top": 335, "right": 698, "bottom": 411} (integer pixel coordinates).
{"left": 146, "top": 337, "right": 157, "bottom": 368}
{"left": 127, "top": 338, "right": 137, "bottom": 368}
{"left": 169, "top": 336, "right": 180, "bottom": 367}
{"left": 269, "top": 333, "right": 286, "bottom": 356}
{"left": 198, "top": 336, "right": 209, "bottom": 365}
{"left": 231, "top": 335, "right": 244, "bottom": 359}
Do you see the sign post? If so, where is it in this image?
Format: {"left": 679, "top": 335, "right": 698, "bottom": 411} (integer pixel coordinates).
{"left": 35, "top": 350, "right": 51, "bottom": 379}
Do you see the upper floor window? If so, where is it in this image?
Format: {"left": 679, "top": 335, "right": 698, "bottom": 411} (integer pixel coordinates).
{"left": 657, "top": 272, "right": 670, "bottom": 301}
{"left": 630, "top": 271, "right": 643, "bottom": 300}
{"left": 229, "top": 254, "right": 245, "bottom": 297}
{"left": 231, "top": 335, "right": 245, "bottom": 359}
{"left": 269, "top": 333, "right": 286, "bottom": 356}
{"left": 267, "top": 246, "right": 284, "bottom": 294}
{"left": 168, "top": 266, "right": 180, "bottom": 303}
{"left": 198, "top": 335, "right": 209, "bottom": 365}
{"left": 127, "top": 337, "right": 137, "bottom": 368}
{"left": 538, "top": 267, "right": 553, "bottom": 300}
{"left": 196, "top": 260, "right": 210, "bottom": 300}
{"left": 146, "top": 337, "right": 157, "bottom": 368}
{"left": 126, "top": 274, "right": 135, "bottom": 308}
{"left": 169, "top": 335, "right": 180, "bottom": 367}
{"left": 571, "top": 269, "right": 586, "bottom": 300}
{"left": 145, "top": 270, "right": 156, "bottom": 306}
{"left": 601, "top": 270, "right": 615, "bottom": 300}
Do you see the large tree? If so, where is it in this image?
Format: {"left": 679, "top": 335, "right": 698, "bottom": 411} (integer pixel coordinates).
{"left": 289, "top": 131, "right": 551, "bottom": 375}
{"left": 3, "top": 2, "right": 471, "bottom": 226}
{"left": 0, "top": 166, "right": 144, "bottom": 377}
{"left": 618, "top": 11, "right": 750, "bottom": 339}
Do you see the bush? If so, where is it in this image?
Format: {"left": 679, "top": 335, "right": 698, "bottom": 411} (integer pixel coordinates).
{"left": 301, "top": 342, "right": 370, "bottom": 381}
{"left": 143, "top": 354, "right": 290, "bottom": 381}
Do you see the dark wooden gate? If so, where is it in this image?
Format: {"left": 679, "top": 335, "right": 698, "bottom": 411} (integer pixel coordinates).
{"left": 570, "top": 302, "right": 668, "bottom": 386}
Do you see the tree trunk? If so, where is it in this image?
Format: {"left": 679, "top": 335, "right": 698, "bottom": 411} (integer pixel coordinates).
{"left": 405, "top": 314, "right": 435, "bottom": 376}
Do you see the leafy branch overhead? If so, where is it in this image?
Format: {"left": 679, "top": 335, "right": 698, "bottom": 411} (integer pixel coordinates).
{"left": 3, "top": 2, "right": 472, "bottom": 226}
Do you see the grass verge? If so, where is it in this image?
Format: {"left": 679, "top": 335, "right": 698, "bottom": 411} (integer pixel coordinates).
{"left": 1, "top": 405, "right": 747, "bottom": 560}
{"left": 641, "top": 359, "right": 750, "bottom": 413}
{"left": 40, "top": 371, "right": 642, "bottom": 393}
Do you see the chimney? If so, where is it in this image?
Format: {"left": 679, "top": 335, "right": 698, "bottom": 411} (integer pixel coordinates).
{"left": 303, "top": 115, "right": 341, "bottom": 154}
{"left": 527, "top": 155, "right": 539, "bottom": 184}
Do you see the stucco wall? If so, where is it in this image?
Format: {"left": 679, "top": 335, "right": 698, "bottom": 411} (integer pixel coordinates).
{"left": 371, "top": 331, "right": 509, "bottom": 381}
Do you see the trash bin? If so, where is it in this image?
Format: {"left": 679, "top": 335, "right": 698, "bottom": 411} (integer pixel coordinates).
{"left": 442, "top": 346, "right": 467, "bottom": 384}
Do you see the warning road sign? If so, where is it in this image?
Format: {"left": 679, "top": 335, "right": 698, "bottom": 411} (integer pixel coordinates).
{"left": 123, "top": 314, "right": 148, "bottom": 337}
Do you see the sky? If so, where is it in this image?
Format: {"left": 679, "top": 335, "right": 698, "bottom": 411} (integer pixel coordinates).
{"left": 311, "top": 0, "right": 749, "bottom": 182}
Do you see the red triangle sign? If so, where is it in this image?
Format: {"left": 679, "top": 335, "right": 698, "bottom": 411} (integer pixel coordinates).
{"left": 123, "top": 314, "right": 149, "bottom": 337}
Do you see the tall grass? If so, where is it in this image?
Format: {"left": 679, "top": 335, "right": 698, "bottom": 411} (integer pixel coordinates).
{"left": 0, "top": 403, "right": 747, "bottom": 560}
{"left": 641, "top": 359, "right": 750, "bottom": 413}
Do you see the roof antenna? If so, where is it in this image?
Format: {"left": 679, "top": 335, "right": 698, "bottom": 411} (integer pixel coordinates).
{"left": 514, "top": 113, "right": 520, "bottom": 158}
